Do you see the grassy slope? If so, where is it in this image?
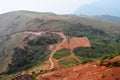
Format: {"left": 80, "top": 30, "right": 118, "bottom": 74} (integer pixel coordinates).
{"left": 0, "top": 33, "right": 29, "bottom": 72}
{"left": 53, "top": 48, "right": 71, "bottom": 59}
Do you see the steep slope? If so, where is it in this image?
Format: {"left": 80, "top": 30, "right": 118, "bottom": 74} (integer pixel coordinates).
{"left": 37, "top": 59, "right": 120, "bottom": 80}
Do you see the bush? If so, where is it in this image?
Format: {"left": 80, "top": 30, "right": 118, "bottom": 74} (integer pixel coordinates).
{"left": 73, "top": 45, "right": 118, "bottom": 59}
{"left": 81, "top": 58, "right": 93, "bottom": 64}
{"left": 59, "top": 58, "right": 79, "bottom": 66}
{"left": 53, "top": 48, "right": 71, "bottom": 59}
{"left": 111, "top": 61, "right": 120, "bottom": 67}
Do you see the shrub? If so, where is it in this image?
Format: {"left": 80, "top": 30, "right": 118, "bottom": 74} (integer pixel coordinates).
{"left": 73, "top": 45, "right": 118, "bottom": 59}
{"left": 81, "top": 58, "right": 93, "bottom": 64}
{"left": 53, "top": 48, "right": 71, "bottom": 59}
{"left": 59, "top": 58, "right": 79, "bottom": 66}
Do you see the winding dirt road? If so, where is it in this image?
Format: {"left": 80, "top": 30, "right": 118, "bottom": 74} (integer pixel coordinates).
{"left": 48, "top": 32, "right": 67, "bottom": 69}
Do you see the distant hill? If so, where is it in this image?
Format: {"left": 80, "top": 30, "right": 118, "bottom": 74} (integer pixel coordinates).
{"left": 93, "top": 15, "right": 120, "bottom": 23}
{"left": 0, "top": 10, "right": 120, "bottom": 36}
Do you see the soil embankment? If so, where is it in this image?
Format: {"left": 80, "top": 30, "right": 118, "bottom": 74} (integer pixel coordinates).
{"left": 36, "top": 58, "right": 120, "bottom": 80}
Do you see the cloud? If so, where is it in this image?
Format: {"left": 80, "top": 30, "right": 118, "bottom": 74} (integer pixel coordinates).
{"left": 0, "top": 0, "right": 98, "bottom": 14}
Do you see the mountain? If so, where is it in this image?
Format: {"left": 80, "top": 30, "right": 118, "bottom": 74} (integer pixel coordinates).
{"left": 0, "top": 10, "right": 120, "bottom": 36}
{"left": 75, "top": 0, "right": 120, "bottom": 17}
{"left": 0, "top": 10, "right": 120, "bottom": 80}
{"left": 93, "top": 15, "right": 120, "bottom": 23}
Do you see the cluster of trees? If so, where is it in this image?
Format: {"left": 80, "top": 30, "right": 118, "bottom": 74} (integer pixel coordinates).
{"left": 64, "top": 23, "right": 107, "bottom": 39}
{"left": 59, "top": 58, "right": 79, "bottom": 66}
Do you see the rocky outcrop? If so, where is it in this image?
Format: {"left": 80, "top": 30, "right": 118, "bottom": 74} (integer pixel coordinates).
{"left": 12, "top": 74, "right": 34, "bottom": 80}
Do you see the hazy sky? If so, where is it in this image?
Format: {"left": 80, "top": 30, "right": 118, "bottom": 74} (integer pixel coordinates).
{"left": 0, "top": 0, "right": 99, "bottom": 14}
{"left": 75, "top": 0, "right": 120, "bottom": 16}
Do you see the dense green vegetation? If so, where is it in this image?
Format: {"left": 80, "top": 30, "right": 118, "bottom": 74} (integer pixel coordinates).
{"left": 73, "top": 43, "right": 120, "bottom": 58}
{"left": 74, "top": 46, "right": 115, "bottom": 59}
{"left": 53, "top": 48, "right": 71, "bottom": 59}
{"left": 59, "top": 58, "right": 79, "bottom": 66}
{"left": 64, "top": 23, "right": 107, "bottom": 39}
{"left": 6, "top": 33, "right": 62, "bottom": 73}
{"left": 74, "top": 47, "right": 120, "bottom": 64}
{"left": 80, "top": 58, "right": 93, "bottom": 64}
{"left": 58, "top": 51, "right": 120, "bottom": 65}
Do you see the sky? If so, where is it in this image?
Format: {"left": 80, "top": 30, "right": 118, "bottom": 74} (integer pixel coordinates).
{"left": 0, "top": 0, "right": 99, "bottom": 14}
{"left": 75, "top": 0, "right": 120, "bottom": 16}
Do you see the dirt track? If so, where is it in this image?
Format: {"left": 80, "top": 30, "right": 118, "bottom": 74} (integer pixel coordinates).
{"left": 48, "top": 32, "right": 67, "bottom": 69}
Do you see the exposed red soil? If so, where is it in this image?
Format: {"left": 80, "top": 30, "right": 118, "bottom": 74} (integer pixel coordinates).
{"left": 51, "top": 59, "right": 60, "bottom": 69}
{"left": 60, "top": 37, "right": 91, "bottom": 50}
{"left": 49, "top": 36, "right": 91, "bottom": 51}
{"left": 36, "top": 59, "right": 120, "bottom": 80}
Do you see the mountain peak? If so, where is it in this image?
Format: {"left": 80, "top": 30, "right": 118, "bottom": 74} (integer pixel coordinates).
{"left": 0, "top": 10, "right": 56, "bottom": 16}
